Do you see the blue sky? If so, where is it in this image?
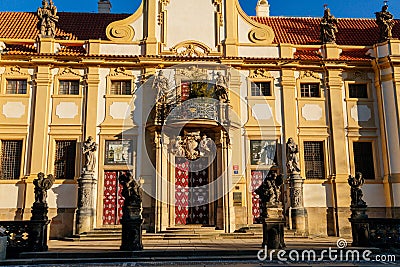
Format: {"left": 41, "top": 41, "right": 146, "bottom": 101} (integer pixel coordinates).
{"left": 0, "top": 0, "right": 398, "bottom": 18}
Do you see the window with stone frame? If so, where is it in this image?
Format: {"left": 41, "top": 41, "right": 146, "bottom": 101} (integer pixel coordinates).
{"left": 0, "top": 140, "right": 23, "bottom": 180}
{"left": 349, "top": 84, "right": 368, "bottom": 98}
{"left": 300, "top": 83, "right": 320, "bottom": 97}
{"left": 6, "top": 79, "right": 27, "bottom": 94}
{"left": 304, "top": 141, "right": 325, "bottom": 179}
{"left": 59, "top": 80, "right": 80, "bottom": 95}
{"left": 353, "top": 142, "right": 375, "bottom": 179}
{"left": 111, "top": 80, "right": 132, "bottom": 95}
{"left": 54, "top": 140, "right": 76, "bottom": 179}
{"left": 251, "top": 81, "right": 272, "bottom": 96}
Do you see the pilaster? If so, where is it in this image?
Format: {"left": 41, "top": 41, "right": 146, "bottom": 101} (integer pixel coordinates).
{"left": 281, "top": 69, "right": 297, "bottom": 144}
{"left": 223, "top": 0, "right": 238, "bottom": 57}
{"left": 29, "top": 65, "right": 52, "bottom": 177}
{"left": 144, "top": 0, "right": 158, "bottom": 55}
{"left": 38, "top": 37, "right": 56, "bottom": 54}
{"left": 84, "top": 67, "right": 100, "bottom": 138}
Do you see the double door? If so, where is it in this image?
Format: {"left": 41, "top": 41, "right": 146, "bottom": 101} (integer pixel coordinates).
{"left": 175, "top": 157, "right": 209, "bottom": 225}
{"left": 102, "top": 171, "right": 125, "bottom": 225}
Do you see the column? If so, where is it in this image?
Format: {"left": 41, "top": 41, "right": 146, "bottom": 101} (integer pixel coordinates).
{"left": 221, "top": 130, "right": 235, "bottom": 233}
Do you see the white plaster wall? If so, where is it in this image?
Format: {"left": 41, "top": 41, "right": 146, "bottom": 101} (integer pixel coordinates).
{"left": 238, "top": 14, "right": 252, "bottom": 44}
{"left": 377, "top": 44, "right": 389, "bottom": 58}
{"left": 304, "top": 184, "right": 327, "bottom": 207}
{"left": 100, "top": 44, "right": 141, "bottom": 56}
{"left": 165, "top": 0, "right": 216, "bottom": 50}
{"left": 0, "top": 184, "right": 24, "bottom": 208}
{"left": 238, "top": 46, "right": 279, "bottom": 58}
{"left": 129, "top": 13, "right": 143, "bottom": 42}
{"left": 362, "top": 184, "right": 386, "bottom": 207}
{"left": 239, "top": 70, "right": 249, "bottom": 126}
{"left": 48, "top": 184, "right": 78, "bottom": 209}
{"left": 393, "top": 184, "right": 400, "bottom": 207}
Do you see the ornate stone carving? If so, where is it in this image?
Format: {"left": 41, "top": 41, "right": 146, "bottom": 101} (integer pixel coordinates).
{"left": 171, "top": 42, "right": 210, "bottom": 57}
{"left": 255, "top": 171, "right": 283, "bottom": 217}
{"left": 375, "top": 4, "right": 395, "bottom": 43}
{"left": 58, "top": 67, "right": 83, "bottom": 78}
{"left": 171, "top": 132, "right": 213, "bottom": 160}
{"left": 214, "top": 71, "right": 229, "bottom": 103}
{"left": 109, "top": 67, "right": 136, "bottom": 78}
{"left": 299, "top": 70, "right": 320, "bottom": 80}
{"left": 82, "top": 136, "right": 97, "bottom": 173}
{"left": 286, "top": 138, "right": 300, "bottom": 174}
{"left": 248, "top": 26, "right": 275, "bottom": 44}
{"left": 320, "top": 7, "right": 338, "bottom": 44}
{"left": 33, "top": 173, "right": 55, "bottom": 205}
{"left": 175, "top": 65, "right": 208, "bottom": 81}
{"left": 351, "top": 71, "right": 368, "bottom": 81}
{"left": 5, "top": 66, "right": 30, "bottom": 76}
{"left": 348, "top": 172, "right": 367, "bottom": 207}
{"left": 37, "top": 0, "right": 59, "bottom": 38}
{"left": 153, "top": 70, "right": 175, "bottom": 105}
{"left": 213, "top": 0, "right": 224, "bottom": 27}
{"left": 249, "top": 69, "right": 273, "bottom": 79}
{"left": 106, "top": 3, "right": 143, "bottom": 42}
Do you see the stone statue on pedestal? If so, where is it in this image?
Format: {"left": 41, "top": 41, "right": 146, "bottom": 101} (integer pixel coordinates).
{"left": 320, "top": 7, "right": 338, "bottom": 44}
{"left": 348, "top": 172, "right": 366, "bottom": 207}
{"left": 82, "top": 136, "right": 97, "bottom": 173}
{"left": 37, "top": 0, "right": 59, "bottom": 37}
{"left": 255, "top": 171, "right": 283, "bottom": 218}
{"left": 119, "top": 172, "right": 142, "bottom": 207}
{"left": 33, "top": 173, "right": 55, "bottom": 205}
{"left": 32, "top": 172, "right": 55, "bottom": 221}
{"left": 375, "top": 4, "right": 395, "bottom": 42}
{"left": 286, "top": 138, "right": 300, "bottom": 174}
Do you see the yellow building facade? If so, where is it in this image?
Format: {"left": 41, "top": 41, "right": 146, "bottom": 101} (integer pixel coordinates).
{"left": 0, "top": 0, "right": 399, "bottom": 239}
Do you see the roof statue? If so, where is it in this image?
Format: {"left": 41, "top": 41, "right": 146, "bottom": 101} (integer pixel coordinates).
{"left": 37, "top": 0, "right": 59, "bottom": 37}
{"left": 375, "top": 4, "right": 395, "bottom": 43}
{"left": 320, "top": 7, "right": 338, "bottom": 44}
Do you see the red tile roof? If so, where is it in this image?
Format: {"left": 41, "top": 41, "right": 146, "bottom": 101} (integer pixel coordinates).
{"left": 252, "top": 16, "right": 400, "bottom": 46}
{"left": 0, "top": 12, "right": 130, "bottom": 40}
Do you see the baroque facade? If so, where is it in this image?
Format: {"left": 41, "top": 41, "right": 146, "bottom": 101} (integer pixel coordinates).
{"left": 0, "top": 0, "right": 399, "bottom": 239}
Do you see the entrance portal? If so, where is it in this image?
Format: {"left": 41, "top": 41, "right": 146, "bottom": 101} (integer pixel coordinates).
{"left": 175, "top": 157, "right": 209, "bottom": 225}
{"left": 102, "top": 171, "right": 124, "bottom": 225}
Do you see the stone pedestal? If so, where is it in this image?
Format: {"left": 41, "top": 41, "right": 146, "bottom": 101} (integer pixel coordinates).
{"left": 289, "top": 173, "right": 308, "bottom": 235}
{"left": 31, "top": 202, "right": 49, "bottom": 221}
{"left": 262, "top": 206, "right": 285, "bottom": 249}
{"left": 75, "top": 171, "right": 97, "bottom": 234}
{"left": 120, "top": 205, "right": 143, "bottom": 251}
{"left": 349, "top": 205, "right": 369, "bottom": 247}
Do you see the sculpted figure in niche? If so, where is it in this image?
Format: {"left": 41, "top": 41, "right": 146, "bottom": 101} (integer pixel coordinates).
{"left": 37, "top": 0, "right": 59, "bottom": 37}
{"left": 375, "top": 4, "right": 395, "bottom": 42}
{"left": 286, "top": 138, "right": 300, "bottom": 174}
{"left": 83, "top": 136, "right": 97, "bottom": 172}
{"left": 214, "top": 72, "right": 229, "bottom": 103}
{"left": 33, "top": 172, "right": 55, "bottom": 204}
{"left": 320, "top": 8, "right": 338, "bottom": 44}
{"left": 153, "top": 71, "right": 175, "bottom": 105}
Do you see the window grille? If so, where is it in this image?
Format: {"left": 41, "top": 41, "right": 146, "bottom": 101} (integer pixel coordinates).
{"left": 54, "top": 140, "right": 76, "bottom": 179}
{"left": 304, "top": 141, "right": 325, "bottom": 179}
{"left": 6, "top": 79, "right": 27, "bottom": 94}
{"left": 349, "top": 84, "right": 368, "bottom": 98}
{"left": 353, "top": 142, "right": 375, "bottom": 179}
{"left": 251, "top": 82, "right": 272, "bottom": 96}
{"left": 111, "top": 80, "right": 132, "bottom": 95}
{"left": 300, "top": 83, "right": 320, "bottom": 97}
{"left": 0, "top": 140, "right": 23, "bottom": 180}
{"left": 59, "top": 80, "right": 80, "bottom": 95}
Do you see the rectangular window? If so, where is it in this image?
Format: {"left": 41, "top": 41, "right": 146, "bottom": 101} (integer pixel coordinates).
{"left": 6, "top": 79, "right": 27, "bottom": 94}
{"left": 251, "top": 82, "right": 272, "bottom": 96}
{"left": 111, "top": 80, "right": 132, "bottom": 95}
{"left": 349, "top": 84, "right": 368, "bottom": 98}
{"left": 304, "top": 141, "right": 325, "bottom": 179}
{"left": 353, "top": 142, "right": 375, "bottom": 179}
{"left": 250, "top": 140, "right": 277, "bottom": 165}
{"left": 59, "top": 80, "right": 80, "bottom": 95}
{"left": 300, "top": 83, "right": 320, "bottom": 97}
{"left": 0, "top": 140, "right": 23, "bottom": 180}
{"left": 54, "top": 140, "right": 76, "bottom": 179}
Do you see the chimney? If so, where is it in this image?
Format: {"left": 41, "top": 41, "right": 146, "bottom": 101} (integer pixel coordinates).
{"left": 98, "top": 0, "right": 111, "bottom": 13}
{"left": 256, "top": 0, "right": 270, "bottom": 17}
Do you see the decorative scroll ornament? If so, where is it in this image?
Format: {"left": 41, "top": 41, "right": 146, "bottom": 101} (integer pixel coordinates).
{"left": 299, "top": 70, "right": 321, "bottom": 80}
{"left": 351, "top": 71, "right": 368, "bottom": 81}
{"left": 171, "top": 41, "right": 211, "bottom": 57}
{"left": 106, "top": 2, "right": 143, "bottom": 42}
{"left": 109, "top": 67, "right": 136, "bottom": 78}
{"left": 249, "top": 69, "right": 273, "bottom": 79}
{"left": 171, "top": 131, "right": 213, "bottom": 160}
{"left": 248, "top": 26, "right": 275, "bottom": 44}
{"left": 59, "top": 67, "right": 83, "bottom": 77}
{"left": 5, "top": 66, "right": 30, "bottom": 76}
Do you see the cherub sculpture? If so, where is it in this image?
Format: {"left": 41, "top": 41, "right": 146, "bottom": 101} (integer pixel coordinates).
{"left": 33, "top": 172, "right": 55, "bottom": 204}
